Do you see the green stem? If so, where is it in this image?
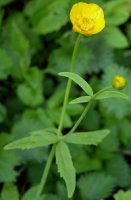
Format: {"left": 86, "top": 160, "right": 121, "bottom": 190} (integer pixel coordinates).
{"left": 68, "top": 100, "right": 92, "bottom": 134}
{"left": 36, "top": 34, "right": 81, "bottom": 199}
{"left": 57, "top": 34, "right": 81, "bottom": 136}
{"left": 36, "top": 144, "right": 56, "bottom": 199}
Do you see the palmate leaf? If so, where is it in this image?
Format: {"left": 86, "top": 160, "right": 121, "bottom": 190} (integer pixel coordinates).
{"left": 59, "top": 72, "right": 93, "bottom": 96}
{"left": 94, "top": 90, "right": 129, "bottom": 100}
{"left": 4, "top": 131, "right": 58, "bottom": 150}
{"left": 55, "top": 141, "right": 76, "bottom": 198}
{"left": 70, "top": 96, "right": 92, "bottom": 104}
{"left": 63, "top": 130, "right": 110, "bottom": 145}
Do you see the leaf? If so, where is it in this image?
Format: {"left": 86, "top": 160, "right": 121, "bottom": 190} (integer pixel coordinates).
{"left": 78, "top": 172, "right": 116, "bottom": 200}
{"left": 0, "top": 0, "right": 14, "bottom": 7}
{"left": 0, "top": 49, "right": 12, "bottom": 80}
{"left": 94, "top": 91, "right": 129, "bottom": 100}
{"left": 1, "top": 183, "right": 19, "bottom": 200}
{"left": 70, "top": 96, "right": 92, "bottom": 104}
{"left": 0, "top": 103, "right": 6, "bottom": 123}
{"left": 22, "top": 186, "right": 45, "bottom": 200}
{"left": 0, "top": 151, "right": 20, "bottom": 182}
{"left": 29, "top": 129, "right": 57, "bottom": 136}
{"left": 17, "top": 67, "right": 44, "bottom": 107}
{"left": 106, "top": 155, "right": 130, "bottom": 187}
{"left": 24, "top": 0, "right": 69, "bottom": 35}
{"left": 59, "top": 72, "right": 93, "bottom": 96}
{"left": 4, "top": 131, "right": 58, "bottom": 150}
{"left": 55, "top": 141, "right": 76, "bottom": 198}
{"left": 104, "top": 27, "right": 129, "bottom": 49}
{"left": 105, "top": 0, "right": 131, "bottom": 26}
{"left": 114, "top": 190, "right": 131, "bottom": 200}
{"left": 63, "top": 130, "right": 110, "bottom": 145}
{"left": 10, "top": 23, "right": 29, "bottom": 57}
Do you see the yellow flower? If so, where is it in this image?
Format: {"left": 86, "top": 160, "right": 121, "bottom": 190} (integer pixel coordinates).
{"left": 112, "top": 75, "right": 127, "bottom": 90}
{"left": 70, "top": 2, "right": 105, "bottom": 36}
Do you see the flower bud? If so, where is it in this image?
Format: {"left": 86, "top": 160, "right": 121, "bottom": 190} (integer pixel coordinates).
{"left": 112, "top": 75, "right": 127, "bottom": 90}
{"left": 70, "top": 2, "right": 105, "bottom": 36}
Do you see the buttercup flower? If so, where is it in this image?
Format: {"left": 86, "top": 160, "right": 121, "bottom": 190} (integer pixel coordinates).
{"left": 112, "top": 75, "right": 127, "bottom": 90}
{"left": 70, "top": 2, "right": 105, "bottom": 36}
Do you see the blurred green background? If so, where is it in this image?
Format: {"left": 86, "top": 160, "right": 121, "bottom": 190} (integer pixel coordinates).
{"left": 0, "top": 0, "right": 131, "bottom": 199}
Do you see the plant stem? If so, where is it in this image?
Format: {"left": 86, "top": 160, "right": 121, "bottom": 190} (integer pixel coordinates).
{"left": 68, "top": 100, "right": 92, "bottom": 134}
{"left": 57, "top": 34, "right": 81, "bottom": 137}
{"left": 36, "top": 34, "right": 81, "bottom": 198}
{"left": 36, "top": 144, "right": 56, "bottom": 199}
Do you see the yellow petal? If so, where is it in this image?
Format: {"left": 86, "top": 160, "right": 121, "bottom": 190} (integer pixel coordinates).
{"left": 70, "top": 2, "right": 105, "bottom": 36}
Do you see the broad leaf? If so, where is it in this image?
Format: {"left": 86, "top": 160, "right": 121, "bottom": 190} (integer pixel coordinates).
{"left": 63, "top": 130, "right": 110, "bottom": 145}
{"left": 59, "top": 72, "right": 93, "bottom": 96}
{"left": 105, "top": 27, "right": 129, "bottom": 49}
{"left": 114, "top": 190, "right": 131, "bottom": 200}
{"left": 70, "top": 96, "right": 92, "bottom": 104}
{"left": 55, "top": 141, "right": 76, "bottom": 198}
{"left": 24, "top": 0, "right": 69, "bottom": 35}
{"left": 94, "top": 91, "right": 129, "bottom": 100}
{"left": 1, "top": 183, "right": 19, "bottom": 200}
{"left": 4, "top": 132, "right": 58, "bottom": 150}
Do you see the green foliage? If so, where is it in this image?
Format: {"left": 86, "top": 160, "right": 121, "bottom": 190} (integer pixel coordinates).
{"left": 0, "top": 103, "right": 6, "bottom": 123}
{"left": 63, "top": 130, "right": 110, "bottom": 145}
{"left": 114, "top": 190, "right": 131, "bottom": 200}
{"left": 106, "top": 155, "right": 131, "bottom": 187}
{"left": 1, "top": 183, "right": 19, "bottom": 200}
{"left": 100, "top": 64, "right": 131, "bottom": 119}
{"left": 17, "top": 67, "right": 44, "bottom": 106}
{"left": 0, "top": 0, "right": 131, "bottom": 199}
{"left": 4, "top": 131, "right": 58, "bottom": 150}
{"left": 0, "top": 49, "right": 12, "bottom": 80}
{"left": 56, "top": 141, "right": 76, "bottom": 198}
{"left": 70, "top": 96, "right": 91, "bottom": 104}
{"left": 94, "top": 90, "right": 129, "bottom": 100}
{"left": 78, "top": 172, "right": 116, "bottom": 200}
{"left": 104, "top": 0, "right": 131, "bottom": 26}
{"left": 24, "top": 0, "right": 69, "bottom": 35}
{"left": 22, "top": 186, "right": 45, "bottom": 200}
{"left": 104, "top": 27, "right": 129, "bottom": 48}
{"left": 59, "top": 72, "right": 93, "bottom": 96}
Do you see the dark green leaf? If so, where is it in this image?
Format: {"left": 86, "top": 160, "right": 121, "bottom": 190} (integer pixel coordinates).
{"left": 78, "top": 172, "right": 116, "bottom": 200}
{"left": 24, "top": 0, "right": 69, "bottom": 35}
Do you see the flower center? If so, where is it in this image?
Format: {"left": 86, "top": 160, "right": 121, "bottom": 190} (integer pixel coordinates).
{"left": 76, "top": 17, "right": 95, "bottom": 32}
